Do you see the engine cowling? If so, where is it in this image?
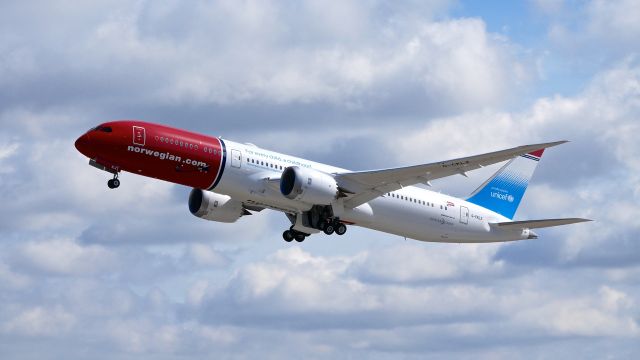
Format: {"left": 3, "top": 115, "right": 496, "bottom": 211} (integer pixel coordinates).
{"left": 280, "top": 166, "right": 338, "bottom": 205}
{"left": 188, "top": 189, "right": 246, "bottom": 223}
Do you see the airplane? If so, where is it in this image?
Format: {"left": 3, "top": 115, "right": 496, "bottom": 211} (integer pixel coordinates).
{"left": 74, "top": 121, "right": 590, "bottom": 243}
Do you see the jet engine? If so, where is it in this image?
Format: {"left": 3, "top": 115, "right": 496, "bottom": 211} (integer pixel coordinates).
{"left": 280, "top": 166, "right": 338, "bottom": 205}
{"left": 188, "top": 189, "right": 248, "bottom": 223}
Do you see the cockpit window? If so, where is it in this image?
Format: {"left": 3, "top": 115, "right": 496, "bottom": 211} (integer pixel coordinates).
{"left": 91, "top": 126, "right": 112, "bottom": 133}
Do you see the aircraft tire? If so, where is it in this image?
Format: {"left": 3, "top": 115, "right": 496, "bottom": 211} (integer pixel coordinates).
{"left": 283, "top": 230, "right": 294, "bottom": 242}
{"left": 323, "top": 224, "right": 335, "bottom": 235}
{"left": 294, "top": 233, "right": 305, "bottom": 242}
{"left": 335, "top": 223, "right": 347, "bottom": 235}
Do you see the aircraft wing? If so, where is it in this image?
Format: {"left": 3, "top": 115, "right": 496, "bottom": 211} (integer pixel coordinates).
{"left": 491, "top": 218, "right": 592, "bottom": 230}
{"left": 335, "top": 141, "right": 567, "bottom": 209}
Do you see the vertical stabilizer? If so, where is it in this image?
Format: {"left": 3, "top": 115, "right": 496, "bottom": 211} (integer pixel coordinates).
{"left": 466, "top": 149, "right": 544, "bottom": 219}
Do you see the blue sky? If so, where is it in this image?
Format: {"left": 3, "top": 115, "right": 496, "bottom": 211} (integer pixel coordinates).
{"left": 1, "top": 0, "right": 639, "bottom": 359}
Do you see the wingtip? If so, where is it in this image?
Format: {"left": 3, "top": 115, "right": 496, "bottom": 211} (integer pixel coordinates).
{"left": 547, "top": 140, "right": 569, "bottom": 147}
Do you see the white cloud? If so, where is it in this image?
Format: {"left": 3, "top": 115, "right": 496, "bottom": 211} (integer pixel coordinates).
{"left": 17, "top": 239, "right": 116, "bottom": 275}
{"left": 0, "top": 0, "right": 528, "bottom": 116}
{"left": 184, "top": 243, "right": 230, "bottom": 267}
{"left": 515, "top": 286, "right": 639, "bottom": 337}
{"left": 352, "top": 243, "right": 504, "bottom": 282}
{"left": 586, "top": 0, "right": 640, "bottom": 42}
{"left": 543, "top": 0, "right": 640, "bottom": 59}
{"left": 2, "top": 306, "right": 76, "bottom": 337}
{"left": 0, "top": 141, "right": 19, "bottom": 175}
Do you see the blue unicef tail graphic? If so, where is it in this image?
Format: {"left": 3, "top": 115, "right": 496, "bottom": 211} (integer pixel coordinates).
{"left": 467, "top": 149, "right": 545, "bottom": 219}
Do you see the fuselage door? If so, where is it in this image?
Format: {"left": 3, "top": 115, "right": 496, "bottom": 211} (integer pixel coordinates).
{"left": 231, "top": 149, "right": 242, "bottom": 168}
{"left": 460, "top": 206, "right": 469, "bottom": 224}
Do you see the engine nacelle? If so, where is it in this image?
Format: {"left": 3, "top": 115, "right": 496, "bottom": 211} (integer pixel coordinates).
{"left": 188, "top": 189, "right": 246, "bottom": 223}
{"left": 280, "top": 166, "right": 338, "bottom": 205}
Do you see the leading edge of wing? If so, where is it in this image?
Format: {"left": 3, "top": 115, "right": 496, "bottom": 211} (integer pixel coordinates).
{"left": 336, "top": 140, "right": 567, "bottom": 208}
{"left": 339, "top": 140, "right": 567, "bottom": 186}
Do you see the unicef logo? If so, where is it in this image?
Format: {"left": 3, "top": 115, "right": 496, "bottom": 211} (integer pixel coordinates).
{"left": 507, "top": 195, "right": 515, "bottom": 203}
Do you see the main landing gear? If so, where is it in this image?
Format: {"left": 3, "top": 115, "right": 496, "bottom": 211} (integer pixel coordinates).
{"left": 107, "top": 174, "right": 120, "bottom": 189}
{"left": 282, "top": 228, "right": 308, "bottom": 243}
{"left": 318, "top": 218, "right": 347, "bottom": 236}
{"left": 282, "top": 218, "right": 348, "bottom": 243}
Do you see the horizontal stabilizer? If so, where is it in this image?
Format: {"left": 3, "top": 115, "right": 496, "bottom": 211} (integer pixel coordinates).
{"left": 491, "top": 218, "right": 592, "bottom": 230}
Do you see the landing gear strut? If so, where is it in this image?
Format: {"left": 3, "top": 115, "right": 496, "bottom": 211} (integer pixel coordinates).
{"left": 107, "top": 174, "right": 120, "bottom": 189}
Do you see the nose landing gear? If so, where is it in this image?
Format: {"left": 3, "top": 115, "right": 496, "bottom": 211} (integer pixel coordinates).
{"left": 107, "top": 174, "right": 120, "bottom": 189}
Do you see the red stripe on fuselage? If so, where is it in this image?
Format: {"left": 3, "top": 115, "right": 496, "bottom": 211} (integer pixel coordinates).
{"left": 86, "top": 120, "right": 224, "bottom": 189}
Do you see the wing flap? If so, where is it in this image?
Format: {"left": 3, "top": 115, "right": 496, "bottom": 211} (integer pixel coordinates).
{"left": 491, "top": 218, "right": 592, "bottom": 230}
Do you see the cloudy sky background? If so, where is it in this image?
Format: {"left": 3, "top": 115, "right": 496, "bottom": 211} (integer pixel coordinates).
{"left": 1, "top": 0, "right": 639, "bottom": 358}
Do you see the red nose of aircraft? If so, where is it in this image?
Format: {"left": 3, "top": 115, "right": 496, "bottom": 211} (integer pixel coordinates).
{"left": 74, "top": 133, "right": 92, "bottom": 157}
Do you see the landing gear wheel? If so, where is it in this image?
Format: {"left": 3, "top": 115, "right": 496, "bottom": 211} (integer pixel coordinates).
{"left": 294, "top": 233, "right": 306, "bottom": 242}
{"left": 335, "top": 223, "right": 347, "bottom": 235}
{"left": 323, "top": 224, "right": 335, "bottom": 235}
{"left": 282, "top": 230, "right": 294, "bottom": 242}
{"left": 107, "top": 179, "right": 120, "bottom": 189}
{"left": 107, "top": 174, "right": 120, "bottom": 189}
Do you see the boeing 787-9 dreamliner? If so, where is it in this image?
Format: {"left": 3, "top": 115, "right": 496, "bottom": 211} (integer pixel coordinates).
{"left": 75, "top": 121, "right": 590, "bottom": 243}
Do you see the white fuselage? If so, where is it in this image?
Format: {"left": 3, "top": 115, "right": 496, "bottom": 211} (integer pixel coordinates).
{"left": 215, "top": 140, "right": 528, "bottom": 243}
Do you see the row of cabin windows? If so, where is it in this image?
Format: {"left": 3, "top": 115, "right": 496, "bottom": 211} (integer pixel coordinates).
{"left": 247, "top": 158, "right": 284, "bottom": 170}
{"left": 387, "top": 192, "right": 447, "bottom": 210}
{"left": 154, "top": 136, "right": 220, "bottom": 155}
{"left": 156, "top": 135, "right": 198, "bottom": 150}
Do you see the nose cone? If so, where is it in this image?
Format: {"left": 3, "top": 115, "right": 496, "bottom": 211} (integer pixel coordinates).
{"left": 75, "top": 133, "right": 92, "bottom": 157}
